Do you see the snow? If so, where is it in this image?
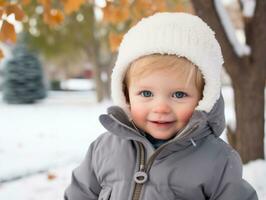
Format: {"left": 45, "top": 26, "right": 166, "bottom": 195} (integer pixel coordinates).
{"left": 243, "top": 160, "right": 266, "bottom": 199}
{"left": 240, "top": 0, "right": 256, "bottom": 17}
{"left": 215, "top": 0, "right": 251, "bottom": 56}
{"left": 236, "top": 29, "right": 246, "bottom": 44}
{"left": 0, "top": 87, "right": 265, "bottom": 199}
{"left": 0, "top": 91, "right": 109, "bottom": 182}
{"left": 0, "top": 165, "right": 75, "bottom": 200}
{"left": 60, "top": 79, "right": 95, "bottom": 91}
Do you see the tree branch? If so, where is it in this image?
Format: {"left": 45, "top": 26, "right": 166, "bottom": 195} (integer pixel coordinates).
{"left": 191, "top": 0, "right": 242, "bottom": 78}
{"left": 250, "top": 0, "right": 266, "bottom": 76}
{"left": 214, "top": 0, "right": 250, "bottom": 57}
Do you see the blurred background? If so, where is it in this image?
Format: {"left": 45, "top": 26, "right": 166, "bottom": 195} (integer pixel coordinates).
{"left": 0, "top": 0, "right": 265, "bottom": 199}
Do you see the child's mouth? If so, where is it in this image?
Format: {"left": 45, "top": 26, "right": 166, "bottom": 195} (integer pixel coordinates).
{"left": 149, "top": 120, "right": 176, "bottom": 128}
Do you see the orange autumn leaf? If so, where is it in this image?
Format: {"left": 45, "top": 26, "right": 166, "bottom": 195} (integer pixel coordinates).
{"left": 120, "top": 0, "right": 129, "bottom": 6}
{"left": 62, "top": 0, "right": 86, "bottom": 15}
{"left": 0, "top": 49, "right": 4, "bottom": 60}
{"left": 0, "top": 20, "right": 16, "bottom": 43}
{"left": 47, "top": 172, "right": 57, "bottom": 180}
{"left": 135, "top": 0, "right": 151, "bottom": 11}
{"left": 0, "top": 8, "right": 4, "bottom": 18}
{"left": 103, "top": 2, "right": 129, "bottom": 24}
{"left": 6, "top": 3, "right": 25, "bottom": 21}
{"left": 175, "top": 3, "right": 186, "bottom": 12}
{"left": 108, "top": 32, "right": 123, "bottom": 52}
{"left": 152, "top": 0, "right": 167, "bottom": 12}
{"left": 112, "top": 9, "right": 129, "bottom": 23}
{"left": 44, "top": 9, "right": 64, "bottom": 27}
{"left": 102, "top": 2, "right": 114, "bottom": 22}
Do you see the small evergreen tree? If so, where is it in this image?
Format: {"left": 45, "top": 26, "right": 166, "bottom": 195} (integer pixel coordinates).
{"left": 2, "top": 44, "right": 47, "bottom": 104}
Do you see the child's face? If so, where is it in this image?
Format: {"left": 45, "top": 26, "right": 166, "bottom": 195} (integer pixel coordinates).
{"left": 127, "top": 62, "right": 201, "bottom": 140}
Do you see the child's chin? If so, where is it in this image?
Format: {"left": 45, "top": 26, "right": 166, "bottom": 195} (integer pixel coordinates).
{"left": 149, "top": 131, "right": 176, "bottom": 140}
{"left": 146, "top": 125, "right": 177, "bottom": 140}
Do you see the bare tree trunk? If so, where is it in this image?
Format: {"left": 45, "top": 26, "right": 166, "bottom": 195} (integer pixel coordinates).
{"left": 85, "top": 5, "right": 104, "bottom": 102}
{"left": 104, "top": 52, "right": 117, "bottom": 99}
{"left": 231, "top": 73, "right": 265, "bottom": 163}
{"left": 93, "top": 57, "right": 104, "bottom": 102}
{"left": 191, "top": 0, "right": 265, "bottom": 163}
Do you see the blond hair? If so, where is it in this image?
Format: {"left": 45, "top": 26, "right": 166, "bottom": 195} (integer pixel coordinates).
{"left": 123, "top": 54, "right": 205, "bottom": 103}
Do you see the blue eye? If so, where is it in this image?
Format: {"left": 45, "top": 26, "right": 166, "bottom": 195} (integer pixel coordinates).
{"left": 173, "top": 91, "right": 187, "bottom": 98}
{"left": 140, "top": 90, "right": 153, "bottom": 97}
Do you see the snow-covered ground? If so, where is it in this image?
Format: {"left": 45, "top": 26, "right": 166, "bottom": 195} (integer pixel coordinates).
{"left": 0, "top": 87, "right": 265, "bottom": 200}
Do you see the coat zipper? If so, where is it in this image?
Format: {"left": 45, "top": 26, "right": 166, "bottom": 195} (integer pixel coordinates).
{"left": 131, "top": 124, "right": 199, "bottom": 200}
{"left": 131, "top": 142, "right": 145, "bottom": 200}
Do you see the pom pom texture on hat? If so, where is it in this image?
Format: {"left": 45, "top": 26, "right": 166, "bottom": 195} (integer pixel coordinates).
{"left": 111, "top": 12, "right": 224, "bottom": 116}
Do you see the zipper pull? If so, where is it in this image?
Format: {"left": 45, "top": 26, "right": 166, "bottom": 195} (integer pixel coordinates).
{"left": 134, "top": 164, "right": 148, "bottom": 184}
{"left": 134, "top": 170, "right": 148, "bottom": 184}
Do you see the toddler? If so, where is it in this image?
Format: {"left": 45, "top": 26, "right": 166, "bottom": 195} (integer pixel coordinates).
{"left": 65, "top": 12, "right": 258, "bottom": 200}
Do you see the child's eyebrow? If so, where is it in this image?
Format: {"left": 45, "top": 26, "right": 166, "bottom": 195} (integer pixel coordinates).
{"left": 134, "top": 85, "right": 152, "bottom": 90}
{"left": 135, "top": 85, "right": 192, "bottom": 91}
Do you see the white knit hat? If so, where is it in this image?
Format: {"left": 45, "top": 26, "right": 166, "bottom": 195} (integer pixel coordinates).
{"left": 111, "top": 12, "right": 224, "bottom": 116}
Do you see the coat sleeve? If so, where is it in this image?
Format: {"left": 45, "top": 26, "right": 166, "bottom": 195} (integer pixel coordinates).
{"left": 208, "top": 150, "right": 258, "bottom": 200}
{"left": 64, "top": 141, "right": 101, "bottom": 200}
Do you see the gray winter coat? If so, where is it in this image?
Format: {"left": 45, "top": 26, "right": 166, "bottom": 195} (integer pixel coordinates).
{"left": 64, "top": 96, "right": 258, "bottom": 200}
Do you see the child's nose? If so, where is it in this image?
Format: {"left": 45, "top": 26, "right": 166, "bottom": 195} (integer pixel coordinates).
{"left": 152, "top": 101, "right": 171, "bottom": 114}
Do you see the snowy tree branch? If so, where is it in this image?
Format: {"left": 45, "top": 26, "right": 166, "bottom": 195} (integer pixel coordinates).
{"left": 250, "top": 0, "right": 266, "bottom": 73}
{"left": 191, "top": 0, "right": 241, "bottom": 77}
{"left": 214, "top": 0, "right": 250, "bottom": 57}
{"left": 240, "top": 0, "right": 256, "bottom": 18}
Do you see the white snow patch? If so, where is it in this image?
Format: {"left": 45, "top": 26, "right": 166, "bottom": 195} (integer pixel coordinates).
{"left": 0, "top": 164, "right": 76, "bottom": 200}
{"left": 0, "top": 91, "right": 110, "bottom": 182}
{"left": 243, "top": 160, "right": 266, "bottom": 200}
{"left": 60, "top": 79, "right": 95, "bottom": 91}
{"left": 236, "top": 29, "right": 246, "bottom": 44}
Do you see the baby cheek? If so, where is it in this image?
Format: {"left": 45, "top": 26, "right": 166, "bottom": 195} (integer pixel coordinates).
{"left": 130, "top": 105, "right": 145, "bottom": 123}
{"left": 177, "top": 109, "right": 195, "bottom": 123}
